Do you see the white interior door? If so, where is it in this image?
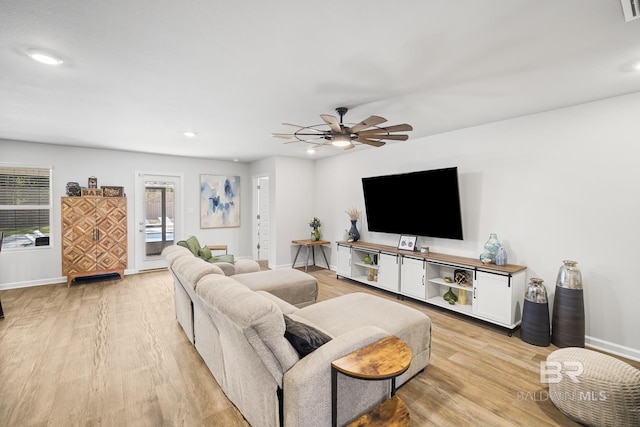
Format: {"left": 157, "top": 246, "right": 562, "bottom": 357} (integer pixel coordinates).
{"left": 135, "top": 172, "right": 182, "bottom": 271}
{"left": 253, "top": 175, "right": 270, "bottom": 262}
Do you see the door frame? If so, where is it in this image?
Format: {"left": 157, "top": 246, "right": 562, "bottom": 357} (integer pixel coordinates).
{"left": 252, "top": 174, "right": 270, "bottom": 263}
{"left": 134, "top": 171, "right": 184, "bottom": 272}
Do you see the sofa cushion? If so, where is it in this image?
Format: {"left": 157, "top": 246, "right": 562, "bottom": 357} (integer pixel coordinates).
{"left": 210, "top": 253, "right": 235, "bottom": 263}
{"left": 172, "top": 256, "right": 224, "bottom": 290}
{"left": 162, "top": 245, "right": 192, "bottom": 267}
{"left": 284, "top": 315, "right": 332, "bottom": 357}
{"left": 233, "top": 269, "right": 318, "bottom": 308}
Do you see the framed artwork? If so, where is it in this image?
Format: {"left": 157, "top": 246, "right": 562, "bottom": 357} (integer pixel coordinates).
{"left": 397, "top": 235, "right": 417, "bottom": 251}
{"left": 88, "top": 176, "right": 98, "bottom": 188}
{"left": 200, "top": 175, "right": 240, "bottom": 228}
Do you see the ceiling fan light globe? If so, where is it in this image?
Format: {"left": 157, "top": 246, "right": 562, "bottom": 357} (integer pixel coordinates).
{"left": 332, "top": 134, "right": 352, "bottom": 147}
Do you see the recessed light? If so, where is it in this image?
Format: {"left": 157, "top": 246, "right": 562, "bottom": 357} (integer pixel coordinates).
{"left": 26, "top": 48, "right": 63, "bottom": 65}
{"left": 183, "top": 131, "right": 197, "bottom": 137}
{"left": 307, "top": 148, "right": 316, "bottom": 154}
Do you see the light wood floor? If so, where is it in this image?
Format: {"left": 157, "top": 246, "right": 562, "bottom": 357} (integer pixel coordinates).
{"left": 1, "top": 267, "right": 637, "bottom": 426}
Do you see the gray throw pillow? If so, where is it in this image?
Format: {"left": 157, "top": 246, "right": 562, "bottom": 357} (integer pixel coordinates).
{"left": 283, "top": 315, "right": 331, "bottom": 357}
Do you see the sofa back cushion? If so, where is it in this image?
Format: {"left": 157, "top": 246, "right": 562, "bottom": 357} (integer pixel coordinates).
{"left": 171, "top": 256, "right": 224, "bottom": 290}
{"left": 162, "top": 244, "right": 192, "bottom": 267}
{"left": 196, "top": 275, "right": 300, "bottom": 386}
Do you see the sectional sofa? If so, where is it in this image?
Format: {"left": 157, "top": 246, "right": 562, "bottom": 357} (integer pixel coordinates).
{"left": 163, "top": 244, "right": 432, "bottom": 426}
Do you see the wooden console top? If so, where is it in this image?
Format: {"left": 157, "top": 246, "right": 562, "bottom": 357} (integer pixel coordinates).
{"left": 337, "top": 241, "right": 526, "bottom": 274}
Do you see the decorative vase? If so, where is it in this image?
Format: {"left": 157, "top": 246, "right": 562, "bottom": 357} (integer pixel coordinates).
{"left": 551, "top": 260, "right": 585, "bottom": 348}
{"left": 521, "top": 278, "right": 551, "bottom": 347}
{"left": 458, "top": 289, "right": 467, "bottom": 305}
{"left": 310, "top": 227, "right": 320, "bottom": 242}
{"left": 495, "top": 246, "right": 507, "bottom": 266}
{"left": 443, "top": 288, "right": 457, "bottom": 304}
{"left": 348, "top": 220, "right": 360, "bottom": 242}
{"left": 479, "top": 233, "right": 501, "bottom": 264}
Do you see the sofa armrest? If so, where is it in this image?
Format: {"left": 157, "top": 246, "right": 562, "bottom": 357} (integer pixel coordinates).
{"left": 283, "top": 326, "right": 390, "bottom": 427}
{"left": 233, "top": 259, "right": 261, "bottom": 274}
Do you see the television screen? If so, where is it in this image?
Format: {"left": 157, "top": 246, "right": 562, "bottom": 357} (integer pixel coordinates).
{"left": 361, "top": 167, "right": 464, "bottom": 240}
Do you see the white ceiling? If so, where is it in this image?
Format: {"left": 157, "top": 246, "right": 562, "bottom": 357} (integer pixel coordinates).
{"left": 2, "top": 1, "right": 640, "bottom": 162}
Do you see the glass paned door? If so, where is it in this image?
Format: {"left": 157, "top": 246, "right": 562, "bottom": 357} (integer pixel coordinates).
{"left": 135, "top": 172, "right": 181, "bottom": 272}
{"left": 144, "top": 183, "right": 175, "bottom": 257}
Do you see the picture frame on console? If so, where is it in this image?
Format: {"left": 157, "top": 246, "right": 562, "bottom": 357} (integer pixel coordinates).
{"left": 397, "top": 235, "right": 417, "bottom": 251}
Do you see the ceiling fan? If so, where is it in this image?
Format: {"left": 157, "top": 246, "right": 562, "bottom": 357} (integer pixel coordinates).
{"left": 272, "top": 107, "right": 413, "bottom": 150}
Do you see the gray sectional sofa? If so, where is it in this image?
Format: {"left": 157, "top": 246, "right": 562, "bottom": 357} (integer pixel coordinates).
{"left": 163, "top": 244, "right": 432, "bottom": 427}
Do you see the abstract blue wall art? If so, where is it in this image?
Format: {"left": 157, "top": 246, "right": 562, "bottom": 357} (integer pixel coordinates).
{"left": 200, "top": 175, "right": 240, "bottom": 228}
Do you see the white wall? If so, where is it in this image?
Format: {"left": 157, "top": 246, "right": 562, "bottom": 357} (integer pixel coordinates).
{"left": 0, "top": 140, "right": 253, "bottom": 287}
{"left": 2, "top": 92, "right": 639, "bottom": 359}
{"left": 314, "top": 92, "right": 640, "bottom": 360}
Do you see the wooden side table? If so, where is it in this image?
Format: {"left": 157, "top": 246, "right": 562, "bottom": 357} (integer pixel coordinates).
{"left": 291, "top": 239, "right": 330, "bottom": 272}
{"left": 331, "top": 335, "right": 412, "bottom": 427}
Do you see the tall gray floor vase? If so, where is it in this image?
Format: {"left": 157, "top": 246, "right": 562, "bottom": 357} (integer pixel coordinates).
{"left": 520, "top": 278, "right": 550, "bottom": 347}
{"left": 551, "top": 261, "right": 585, "bottom": 348}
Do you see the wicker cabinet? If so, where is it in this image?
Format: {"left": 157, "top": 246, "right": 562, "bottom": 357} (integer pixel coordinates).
{"left": 61, "top": 196, "right": 128, "bottom": 286}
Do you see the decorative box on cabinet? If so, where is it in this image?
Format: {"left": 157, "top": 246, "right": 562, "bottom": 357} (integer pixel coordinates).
{"left": 61, "top": 196, "right": 128, "bottom": 287}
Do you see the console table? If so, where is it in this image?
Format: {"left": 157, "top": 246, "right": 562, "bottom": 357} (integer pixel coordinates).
{"left": 337, "top": 241, "right": 527, "bottom": 334}
{"left": 291, "top": 239, "right": 330, "bottom": 272}
{"left": 331, "top": 335, "right": 412, "bottom": 427}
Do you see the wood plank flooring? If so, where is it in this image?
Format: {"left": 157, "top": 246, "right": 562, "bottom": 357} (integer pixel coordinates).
{"left": 0, "top": 267, "right": 637, "bottom": 426}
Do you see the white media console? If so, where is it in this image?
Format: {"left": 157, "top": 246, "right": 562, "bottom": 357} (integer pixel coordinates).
{"left": 336, "top": 241, "right": 527, "bottom": 334}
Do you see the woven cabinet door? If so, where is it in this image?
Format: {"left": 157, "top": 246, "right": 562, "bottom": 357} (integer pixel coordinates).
{"left": 95, "top": 197, "right": 128, "bottom": 272}
{"left": 61, "top": 197, "right": 98, "bottom": 275}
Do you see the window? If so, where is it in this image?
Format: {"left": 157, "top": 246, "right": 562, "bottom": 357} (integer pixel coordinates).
{"left": 0, "top": 166, "right": 52, "bottom": 250}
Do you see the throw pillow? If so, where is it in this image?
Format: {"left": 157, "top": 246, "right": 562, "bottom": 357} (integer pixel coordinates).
{"left": 210, "top": 254, "right": 234, "bottom": 263}
{"left": 184, "top": 236, "right": 201, "bottom": 256}
{"left": 283, "top": 315, "right": 332, "bottom": 357}
{"left": 199, "top": 246, "right": 212, "bottom": 260}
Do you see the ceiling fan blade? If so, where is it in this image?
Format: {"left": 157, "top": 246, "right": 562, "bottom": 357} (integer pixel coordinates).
{"left": 320, "top": 114, "right": 342, "bottom": 132}
{"left": 356, "top": 136, "right": 386, "bottom": 147}
{"left": 272, "top": 133, "right": 295, "bottom": 139}
{"left": 358, "top": 124, "right": 413, "bottom": 135}
{"left": 366, "top": 134, "right": 409, "bottom": 141}
{"left": 281, "top": 123, "right": 316, "bottom": 129}
{"left": 348, "top": 116, "right": 387, "bottom": 133}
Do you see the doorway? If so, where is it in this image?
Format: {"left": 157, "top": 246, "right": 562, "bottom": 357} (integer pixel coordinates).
{"left": 135, "top": 172, "right": 182, "bottom": 271}
{"left": 253, "top": 175, "right": 270, "bottom": 263}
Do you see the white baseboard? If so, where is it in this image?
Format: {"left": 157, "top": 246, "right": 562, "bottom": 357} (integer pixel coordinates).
{"left": 586, "top": 335, "right": 640, "bottom": 362}
{"left": 0, "top": 269, "right": 136, "bottom": 290}
{"left": 0, "top": 276, "right": 67, "bottom": 290}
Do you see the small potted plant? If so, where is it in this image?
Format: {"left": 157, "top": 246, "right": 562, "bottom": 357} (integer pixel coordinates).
{"left": 309, "top": 217, "right": 321, "bottom": 241}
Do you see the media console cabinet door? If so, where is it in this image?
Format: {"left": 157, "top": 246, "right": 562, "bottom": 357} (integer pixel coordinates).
{"left": 400, "top": 257, "right": 426, "bottom": 300}
{"left": 377, "top": 253, "right": 400, "bottom": 292}
{"left": 336, "top": 244, "right": 352, "bottom": 278}
{"left": 474, "top": 271, "right": 512, "bottom": 325}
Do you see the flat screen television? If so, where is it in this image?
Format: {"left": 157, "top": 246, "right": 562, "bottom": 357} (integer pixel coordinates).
{"left": 361, "top": 167, "right": 464, "bottom": 240}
